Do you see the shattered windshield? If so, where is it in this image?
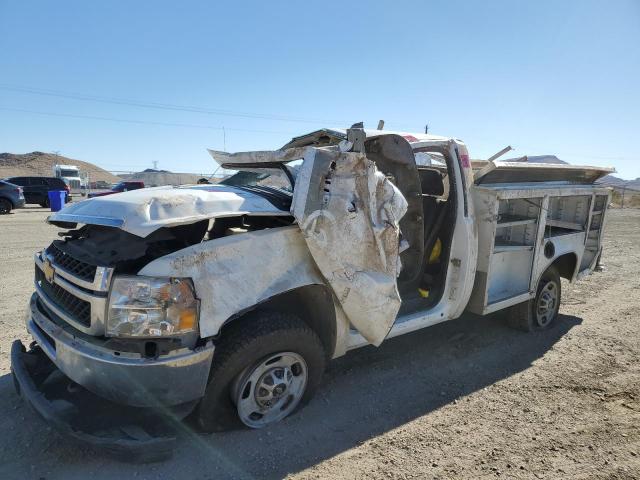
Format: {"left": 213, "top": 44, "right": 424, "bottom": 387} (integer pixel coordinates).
{"left": 219, "top": 159, "right": 303, "bottom": 193}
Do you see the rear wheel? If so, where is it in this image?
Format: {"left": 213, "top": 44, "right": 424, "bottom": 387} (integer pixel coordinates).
{"left": 40, "top": 198, "right": 50, "bottom": 208}
{"left": 506, "top": 266, "right": 561, "bottom": 332}
{"left": 0, "top": 198, "right": 12, "bottom": 214}
{"left": 194, "top": 312, "right": 326, "bottom": 432}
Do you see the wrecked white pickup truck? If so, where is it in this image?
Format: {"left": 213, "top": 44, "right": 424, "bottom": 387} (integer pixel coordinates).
{"left": 11, "top": 128, "right": 614, "bottom": 459}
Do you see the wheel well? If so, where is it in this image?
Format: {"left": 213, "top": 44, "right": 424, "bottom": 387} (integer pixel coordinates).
{"left": 0, "top": 195, "right": 14, "bottom": 207}
{"left": 551, "top": 252, "right": 578, "bottom": 281}
{"left": 218, "top": 284, "right": 337, "bottom": 358}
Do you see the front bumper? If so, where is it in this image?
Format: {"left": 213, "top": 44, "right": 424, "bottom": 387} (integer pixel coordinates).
{"left": 11, "top": 340, "right": 178, "bottom": 462}
{"left": 26, "top": 292, "right": 214, "bottom": 407}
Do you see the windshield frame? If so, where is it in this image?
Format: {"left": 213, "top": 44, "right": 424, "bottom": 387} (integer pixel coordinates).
{"left": 218, "top": 159, "right": 302, "bottom": 193}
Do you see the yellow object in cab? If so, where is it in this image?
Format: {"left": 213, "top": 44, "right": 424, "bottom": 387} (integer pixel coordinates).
{"left": 418, "top": 288, "right": 430, "bottom": 298}
{"left": 428, "top": 238, "right": 442, "bottom": 264}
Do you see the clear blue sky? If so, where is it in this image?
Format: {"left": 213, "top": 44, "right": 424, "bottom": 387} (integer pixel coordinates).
{"left": 1, "top": 0, "right": 639, "bottom": 178}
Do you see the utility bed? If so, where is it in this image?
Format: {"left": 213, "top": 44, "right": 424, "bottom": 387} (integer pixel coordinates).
{"left": 467, "top": 183, "right": 610, "bottom": 315}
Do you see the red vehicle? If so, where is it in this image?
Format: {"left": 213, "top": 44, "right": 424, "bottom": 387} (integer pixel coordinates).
{"left": 88, "top": 181, "right": 145, "bottom": 198}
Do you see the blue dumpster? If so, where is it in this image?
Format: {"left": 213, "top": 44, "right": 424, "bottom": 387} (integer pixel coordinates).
{"left": 48, "top": 190, "right": 66, "bottom": 212}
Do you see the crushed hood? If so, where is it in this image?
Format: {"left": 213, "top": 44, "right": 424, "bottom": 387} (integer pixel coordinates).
{"left": 47, "top": 185, "right": 290, "bottom": 237}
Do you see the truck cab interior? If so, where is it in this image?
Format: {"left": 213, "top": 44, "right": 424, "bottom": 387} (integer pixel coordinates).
{"left": 413, "top": 154, "right": 455, "bottom": 310}
{"left": 362, "top": 135, "right": 457, "bottom": 315}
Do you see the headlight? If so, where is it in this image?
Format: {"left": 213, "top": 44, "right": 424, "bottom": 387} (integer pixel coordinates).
{"left": 107, "top": 276, "right": 199, "bottom": 338}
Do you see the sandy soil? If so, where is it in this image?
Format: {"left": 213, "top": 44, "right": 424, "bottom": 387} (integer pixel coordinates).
{"left": 0, "top": 206, "right": 638, "bottom": 479}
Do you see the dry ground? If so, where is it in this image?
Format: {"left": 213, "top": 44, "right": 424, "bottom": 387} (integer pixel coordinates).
{"left": 0, "top": 206, "right": 638, "bottom": 479}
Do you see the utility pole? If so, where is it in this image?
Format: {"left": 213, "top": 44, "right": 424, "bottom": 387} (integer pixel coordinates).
{"left": 621, "top": 186, "right": 626, "bottom": 209}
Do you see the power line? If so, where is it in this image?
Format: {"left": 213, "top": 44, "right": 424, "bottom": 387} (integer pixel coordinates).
{"left": 1, "top": 84, "right": 636, "bottom": 168}
{"left": 0, "top": 83, "right": 426, "bottom": 131}
{"left": 0, "top": 106, "right": 300, "bottom": 135}
{"left": 0, "top": 84, "right": 355, "bottom": 125}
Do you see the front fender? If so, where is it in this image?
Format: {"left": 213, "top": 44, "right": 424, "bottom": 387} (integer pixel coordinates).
{"left": 138, "top": 226, "right": 327, "bottom": 338}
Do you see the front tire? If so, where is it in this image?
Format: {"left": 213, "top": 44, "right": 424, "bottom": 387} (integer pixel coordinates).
{"left": 194, "top": 312, "right": 326, "bottom": 432}
{"left": 0, "top": 198, "right": 12, "bottom": 214}
{"left": 506, "top": 266, "right": 561, "bottom": 332}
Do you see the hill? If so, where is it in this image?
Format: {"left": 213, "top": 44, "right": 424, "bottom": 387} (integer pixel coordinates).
{"left": 598, "top": 175, "right": 640, "bottom": 190}
{"left": 0, "top": 151, "right": 119, "bottom": 183}
{"left": 119, "top": 169, "right": 205, "bottom": 186}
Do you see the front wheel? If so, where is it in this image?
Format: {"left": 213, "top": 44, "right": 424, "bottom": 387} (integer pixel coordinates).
{"left": 0, "top": 198, "right": 12, "bottom": 214}
{"left": 194, "top": 312, "right": 326, "bottom": 432}
{"left": 506, "top": 266, "right": 561, "bottom": 331}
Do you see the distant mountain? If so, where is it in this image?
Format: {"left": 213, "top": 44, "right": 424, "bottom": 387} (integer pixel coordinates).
{"left": 0, "top": 151, "right": 119, "bottom": 183}
{"left": 120, "top": 170, "right": 205, "bottom": 186}
{"left": 598, "top": 175, "right": 640, "bottom": 190}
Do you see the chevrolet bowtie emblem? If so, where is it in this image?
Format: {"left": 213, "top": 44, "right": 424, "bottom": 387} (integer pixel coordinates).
{"left": 43, "top": 258, "right": 55, "bottom": 284}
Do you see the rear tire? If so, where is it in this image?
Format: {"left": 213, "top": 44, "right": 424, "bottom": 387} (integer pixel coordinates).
{"left": 506, "top": 266, "right": 561, "bottom": 332}
{"left": 0, "top": 198, "right": 12, "bottom": 214}
{"left": 41, "top": 198, "right": 50, "bottom": 208}
{"left": 194, "top": 312, "right": 326, "bottom": 432}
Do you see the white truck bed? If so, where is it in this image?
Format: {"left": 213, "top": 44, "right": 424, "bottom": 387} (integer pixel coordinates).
{"left": 466, "top": 183, "right": 610, "bottom": 315}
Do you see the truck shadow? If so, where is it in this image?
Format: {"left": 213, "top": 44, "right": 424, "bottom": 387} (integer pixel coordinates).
{"left": 0, "top": 312, "right": 581, "bottom": 479}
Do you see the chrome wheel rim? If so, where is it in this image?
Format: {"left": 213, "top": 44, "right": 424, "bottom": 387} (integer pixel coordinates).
{"left": 536, "top": 280, "right": 558, "bottom": 327}
{"left": 233, "top": 352, "right": 308, "bottom": 428}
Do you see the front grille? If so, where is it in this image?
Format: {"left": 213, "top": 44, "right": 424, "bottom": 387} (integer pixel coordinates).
{"left": 31, "top": 308, "right": 57, "bottom": 352}
{"left": 46, "top": 242, "right": 97, "bottom": 283}
{"left": 35, "top": 268, "right": 91, "bottom": 327}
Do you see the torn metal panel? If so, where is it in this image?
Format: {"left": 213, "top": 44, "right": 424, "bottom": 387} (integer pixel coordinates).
{"left": 291, "top": 147, "right": 408, "bottom": 346}
{"left": 281, "top": 128, "right": 451, "bottom": 150}
{"left": 138, "top": 226, "right": 327, "bottom": 338}
{"left": 282, "top": 129, "right": 348, "bottom": 149}
{"left": 208, "top": 147, "right": 309, "bottom": 169}
{"left": 47, "top": 184, "right": 290, "bottom": 237}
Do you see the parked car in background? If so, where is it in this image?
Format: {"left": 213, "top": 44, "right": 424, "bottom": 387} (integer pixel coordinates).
{"left": 87, "top": 180, "right": 145, "bottom": 198}
{"left": 4, "top": 176, "right": 70, "bottom": 207}
{"left": 0, "top": 179, "right": 25, "bottom": 214}
{"left": 89, "top": 180, "right": 111, "bottom": 190}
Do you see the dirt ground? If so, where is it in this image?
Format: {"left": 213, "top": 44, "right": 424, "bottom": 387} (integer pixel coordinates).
{"left": 0, "top": 206, "right": 638, "bottom": 480}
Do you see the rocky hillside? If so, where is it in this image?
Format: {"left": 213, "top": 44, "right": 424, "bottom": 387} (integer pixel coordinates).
{"left": 598, "top": 175, "right": 640, "bottom": 190}
{"left": 0, "top": 152, "right": 119, "bottom": 183}
{"left": 119, "top": 168, "right": 205, "bottom": 186}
